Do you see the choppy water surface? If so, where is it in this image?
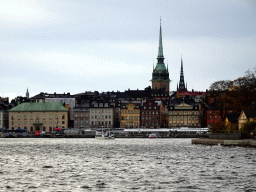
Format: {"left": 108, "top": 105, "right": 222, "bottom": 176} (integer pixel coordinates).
{"left": 0, "top": 138, "right": 255, "bottom": 192}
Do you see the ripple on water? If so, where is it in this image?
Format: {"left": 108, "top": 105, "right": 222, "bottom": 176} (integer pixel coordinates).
{"left": 0, "top": 138, "right": 255, "bottom": 192}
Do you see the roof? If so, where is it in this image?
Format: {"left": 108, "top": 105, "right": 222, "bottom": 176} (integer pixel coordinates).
{"left": 243, "top": 110, "right": 256, "bottom": 119}
{"left": 9, "top": 102, "right": 68, "bottom": 112}
{"left": 226, "top": 113, "right": 240, "bottom": 123}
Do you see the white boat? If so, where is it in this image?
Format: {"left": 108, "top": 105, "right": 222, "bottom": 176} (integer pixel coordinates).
{"left": 95, "top": 128, "right": 115, "bottom": 140}
{"left": 149, "top": 133, "right": 160, "bottom": 138}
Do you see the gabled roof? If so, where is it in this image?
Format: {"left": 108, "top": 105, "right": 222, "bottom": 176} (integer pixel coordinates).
{"left": 9, "top": 102, "right": 68, "bottom": 112}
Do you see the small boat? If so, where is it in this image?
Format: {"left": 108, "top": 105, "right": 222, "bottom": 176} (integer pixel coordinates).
{"left": 95, "top": 128, "right": 115, "bottom": 140}
{"left": 149, "top": 133, "right": 160, "bottom": 138}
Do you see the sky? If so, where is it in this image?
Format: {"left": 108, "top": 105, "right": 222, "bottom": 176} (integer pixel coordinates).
{"left": 0, "top": 0, "right": 256, "bottom": 100}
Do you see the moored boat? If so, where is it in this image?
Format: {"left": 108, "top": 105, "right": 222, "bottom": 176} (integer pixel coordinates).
{"left": 149, "top": 133, "right": 160, "bottom": 138}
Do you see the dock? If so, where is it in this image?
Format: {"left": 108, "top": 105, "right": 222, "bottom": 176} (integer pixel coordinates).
{"left": 192, "top": 138, "right": 256, "bottom": 147}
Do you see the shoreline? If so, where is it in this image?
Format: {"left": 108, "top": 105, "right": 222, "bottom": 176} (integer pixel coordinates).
{"left": 192, "top": 138, "right": 256, "bottom": 147}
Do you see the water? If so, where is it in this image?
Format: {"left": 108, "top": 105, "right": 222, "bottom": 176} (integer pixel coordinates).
{"left": 0, "top": 138, "right": 255, "bottom": 192}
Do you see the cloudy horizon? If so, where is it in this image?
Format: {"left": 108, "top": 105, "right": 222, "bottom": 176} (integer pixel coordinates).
{"left": 0, "top": 0, "right": 255, "bottom": 100}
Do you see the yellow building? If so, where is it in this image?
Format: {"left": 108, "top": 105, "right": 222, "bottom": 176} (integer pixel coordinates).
{"left": 9, "top": 102, "right": 68, "bottom": 133}
{"left": 168, "top": 103, "right": 201, "bottom": 127}
{"left": 120, "top": 101, "right": 141, "bottom": 128}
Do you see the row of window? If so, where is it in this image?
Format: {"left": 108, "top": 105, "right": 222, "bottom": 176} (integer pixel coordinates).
{"left": 91, "top": 115, "right": 112, "bottom": 119}
{"left": 121, "top": 116, "right": 139, "bottom": 120}
{"left": 141, "top": 117, "right": 159, "bottom": 120}
{"left": 169, "top": 111, "right": 199, "bottom": 115}
{"left": 13, "top": 121, "right": 66, "bottom": 125}
{"left": 169, "top": 116, "right": 198, "bottom": 121}
{"left": 121, "top": 110, "right": 140, "bottom": 113}
{"left": 91, "top": 121, "right": 112, "bottom": 125}
{"left": 91, "top": 109, "right": 112, "bottom": 113}
{"left": 75, "top": 113, "right": 89, "bottom": 117}
{"left": 141, "top": 112, "right": 159, "bottom": 115}
{"left": 74, "top": 120, "right": 89, "bottom": 124}
{"left": 12, "top": 115, "right": 65, "bottom": 120}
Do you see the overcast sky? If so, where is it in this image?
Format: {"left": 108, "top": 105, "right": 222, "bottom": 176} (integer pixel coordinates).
{"left": 0, "top": 0, "right": 255, "bottom": 100}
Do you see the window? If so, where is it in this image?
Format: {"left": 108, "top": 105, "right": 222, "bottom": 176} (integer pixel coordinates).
{"left": 30, "top": 121, "right": 33, "bottom": 125}
{"left": 49, "top": 115, "right": 52, "bottom": 119}
{"left": 30, "top": 115, "right": 33, "bottom": 120}
{"left": 43, "top": 127, "right": 45, "bottom": 131}
{"left": 81, "top": 113, "right": 83, "bottom": 117}
{"left": 49, "top": 127, "right": 52, "bottom": 132}
{"left": 24, "top": 121, "right": 27, "bottom": 124}
{"left": 80, "top": 120, "right": 83, "bottom": 123}
{"left": 18, "top": 115, "right": 20, "bottom": 120}
{"left": 30, "top": 127, "right": 33, "bottom": 132}
{"left": 75, "top": 120, "right": 77, "bottom": 124}
{"left": 18, "top": 121, "right": 20, "bottom": 124}
{"left": 24, "top": 115, "right": 27, "bottom": 120}
{"left": 43, "top": 115, "right": 45, "bottom": 119}
{"left": 36, "top": 115, "right": 39, "bottom": 120}
{"left": 55, "top": 115, "right": 58, "bottom": 119}
{"left": 62, "top": 115, "right": 65, "bottom": 119}
{"left": 43, "top": 121, "right": 46, "bottom": 124}
{"left": 62, "top": 121, "right": 65, "bottom": 124}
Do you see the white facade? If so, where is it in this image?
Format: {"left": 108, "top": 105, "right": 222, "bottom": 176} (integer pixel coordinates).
{"left": 90, "top": 108, "right": 114, "bottom": 128}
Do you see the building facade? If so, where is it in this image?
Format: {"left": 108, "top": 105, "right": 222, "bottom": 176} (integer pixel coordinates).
{"left": 168, "top": 103, "right": 201, "bottom": 128}
{"left": 8, "top": 102, "right": 68, "bottom": 133}
{"left": 73, "top": 102, "right": 90, "bottom": 128}
{"left": 120, "top": 100, "right": 141, "bottom": 128}
{"left": 90, "top": 101, "right": 114, "bottom": 128}
{"left": 140, "top": 99, "right": 165, "bottom": 128}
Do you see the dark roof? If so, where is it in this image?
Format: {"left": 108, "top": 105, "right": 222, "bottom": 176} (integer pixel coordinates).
{"left": 226, "top": 113, "right": 240, "bottom": 123}
{"left": 244, "top": 110, "right": 256, "bottom": 119}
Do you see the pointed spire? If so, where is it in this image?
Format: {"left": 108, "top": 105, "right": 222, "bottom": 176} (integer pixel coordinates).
{"left": 178, "top": 55, "right": 185, "bottom": 91}
{"left": 26, "top": 87, "right": 29, "bottom": 99}
{"left": 157, "top": 17, "right": 164, "bottom": 63}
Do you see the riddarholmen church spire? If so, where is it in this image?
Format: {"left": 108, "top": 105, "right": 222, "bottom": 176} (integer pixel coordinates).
{"left": 151, "top": 18, "right": 171, "bottom": 92}
{"left": 178, "top": 56, "right": 186, "bottom": 91}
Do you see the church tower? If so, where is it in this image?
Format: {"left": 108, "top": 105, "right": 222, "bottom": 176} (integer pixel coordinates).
{"left": 151, "top": 20, "right": 170, "bottom": 92}
{"left": 26, "top": 88, "right": 29, "bottom": 99}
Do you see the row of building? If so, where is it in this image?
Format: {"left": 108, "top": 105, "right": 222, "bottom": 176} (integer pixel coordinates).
{"left": 1, "top": 22, "right": 255, "bottom": 133}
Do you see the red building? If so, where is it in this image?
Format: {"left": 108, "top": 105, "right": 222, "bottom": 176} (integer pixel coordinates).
{"left": 140, "top": 99, "right": 165, "bottom": 128}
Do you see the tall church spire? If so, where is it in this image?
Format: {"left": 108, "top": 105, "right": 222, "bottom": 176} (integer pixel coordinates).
{"left": 157, "top": 17, "right": 164, "bottom": 64}
{"left": 178, "top": 56, "right": 186, "bottom": 91}
{"left": 151, "top": 19, "right": 170, "bottom": 92}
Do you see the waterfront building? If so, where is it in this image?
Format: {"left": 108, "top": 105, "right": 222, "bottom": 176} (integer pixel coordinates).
{"left": 151, "top": 22, "right": 170, "bottom": 92}
{"left": 73, "top": 102, "right": 90, "bottom": 128}
{"left": 168, "top": 102, "right": 201, "bottom": 128}
{"left": 8, "top": 101, "right": 68, "bottom": 133}
{"left": 238, "top": 110, "right": 256, "bottom": 130}
{"left": 90, "top": 101, "right": 114, "bottom": 128}
{"left": 140, "top": 99, "right": 165, "bottom": 128}
{"left": 120, "top": 100, "right": 141, "bottom": 128}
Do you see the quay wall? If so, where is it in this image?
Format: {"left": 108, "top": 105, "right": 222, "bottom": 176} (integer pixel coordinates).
{"left": 192, "top": 138, "right": 256, "bottom": 147}
{"left": 209, "top": 133, "right": 241, "bottom": 140}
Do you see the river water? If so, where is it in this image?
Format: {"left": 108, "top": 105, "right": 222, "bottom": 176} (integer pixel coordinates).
{"left": 0, "top": 138, "right": 255, "bottom": 192}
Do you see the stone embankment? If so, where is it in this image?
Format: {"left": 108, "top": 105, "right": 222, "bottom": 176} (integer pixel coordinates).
{"left": 192, "top": 138, "right": 256, "bottom": 147}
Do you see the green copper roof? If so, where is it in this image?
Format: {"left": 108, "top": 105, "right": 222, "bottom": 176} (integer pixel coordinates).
{"left": 154, "top": 63, "right": 167, "bottom": 73}
{"left": 9, "top": 102, "right": 68, "bottom": 112}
